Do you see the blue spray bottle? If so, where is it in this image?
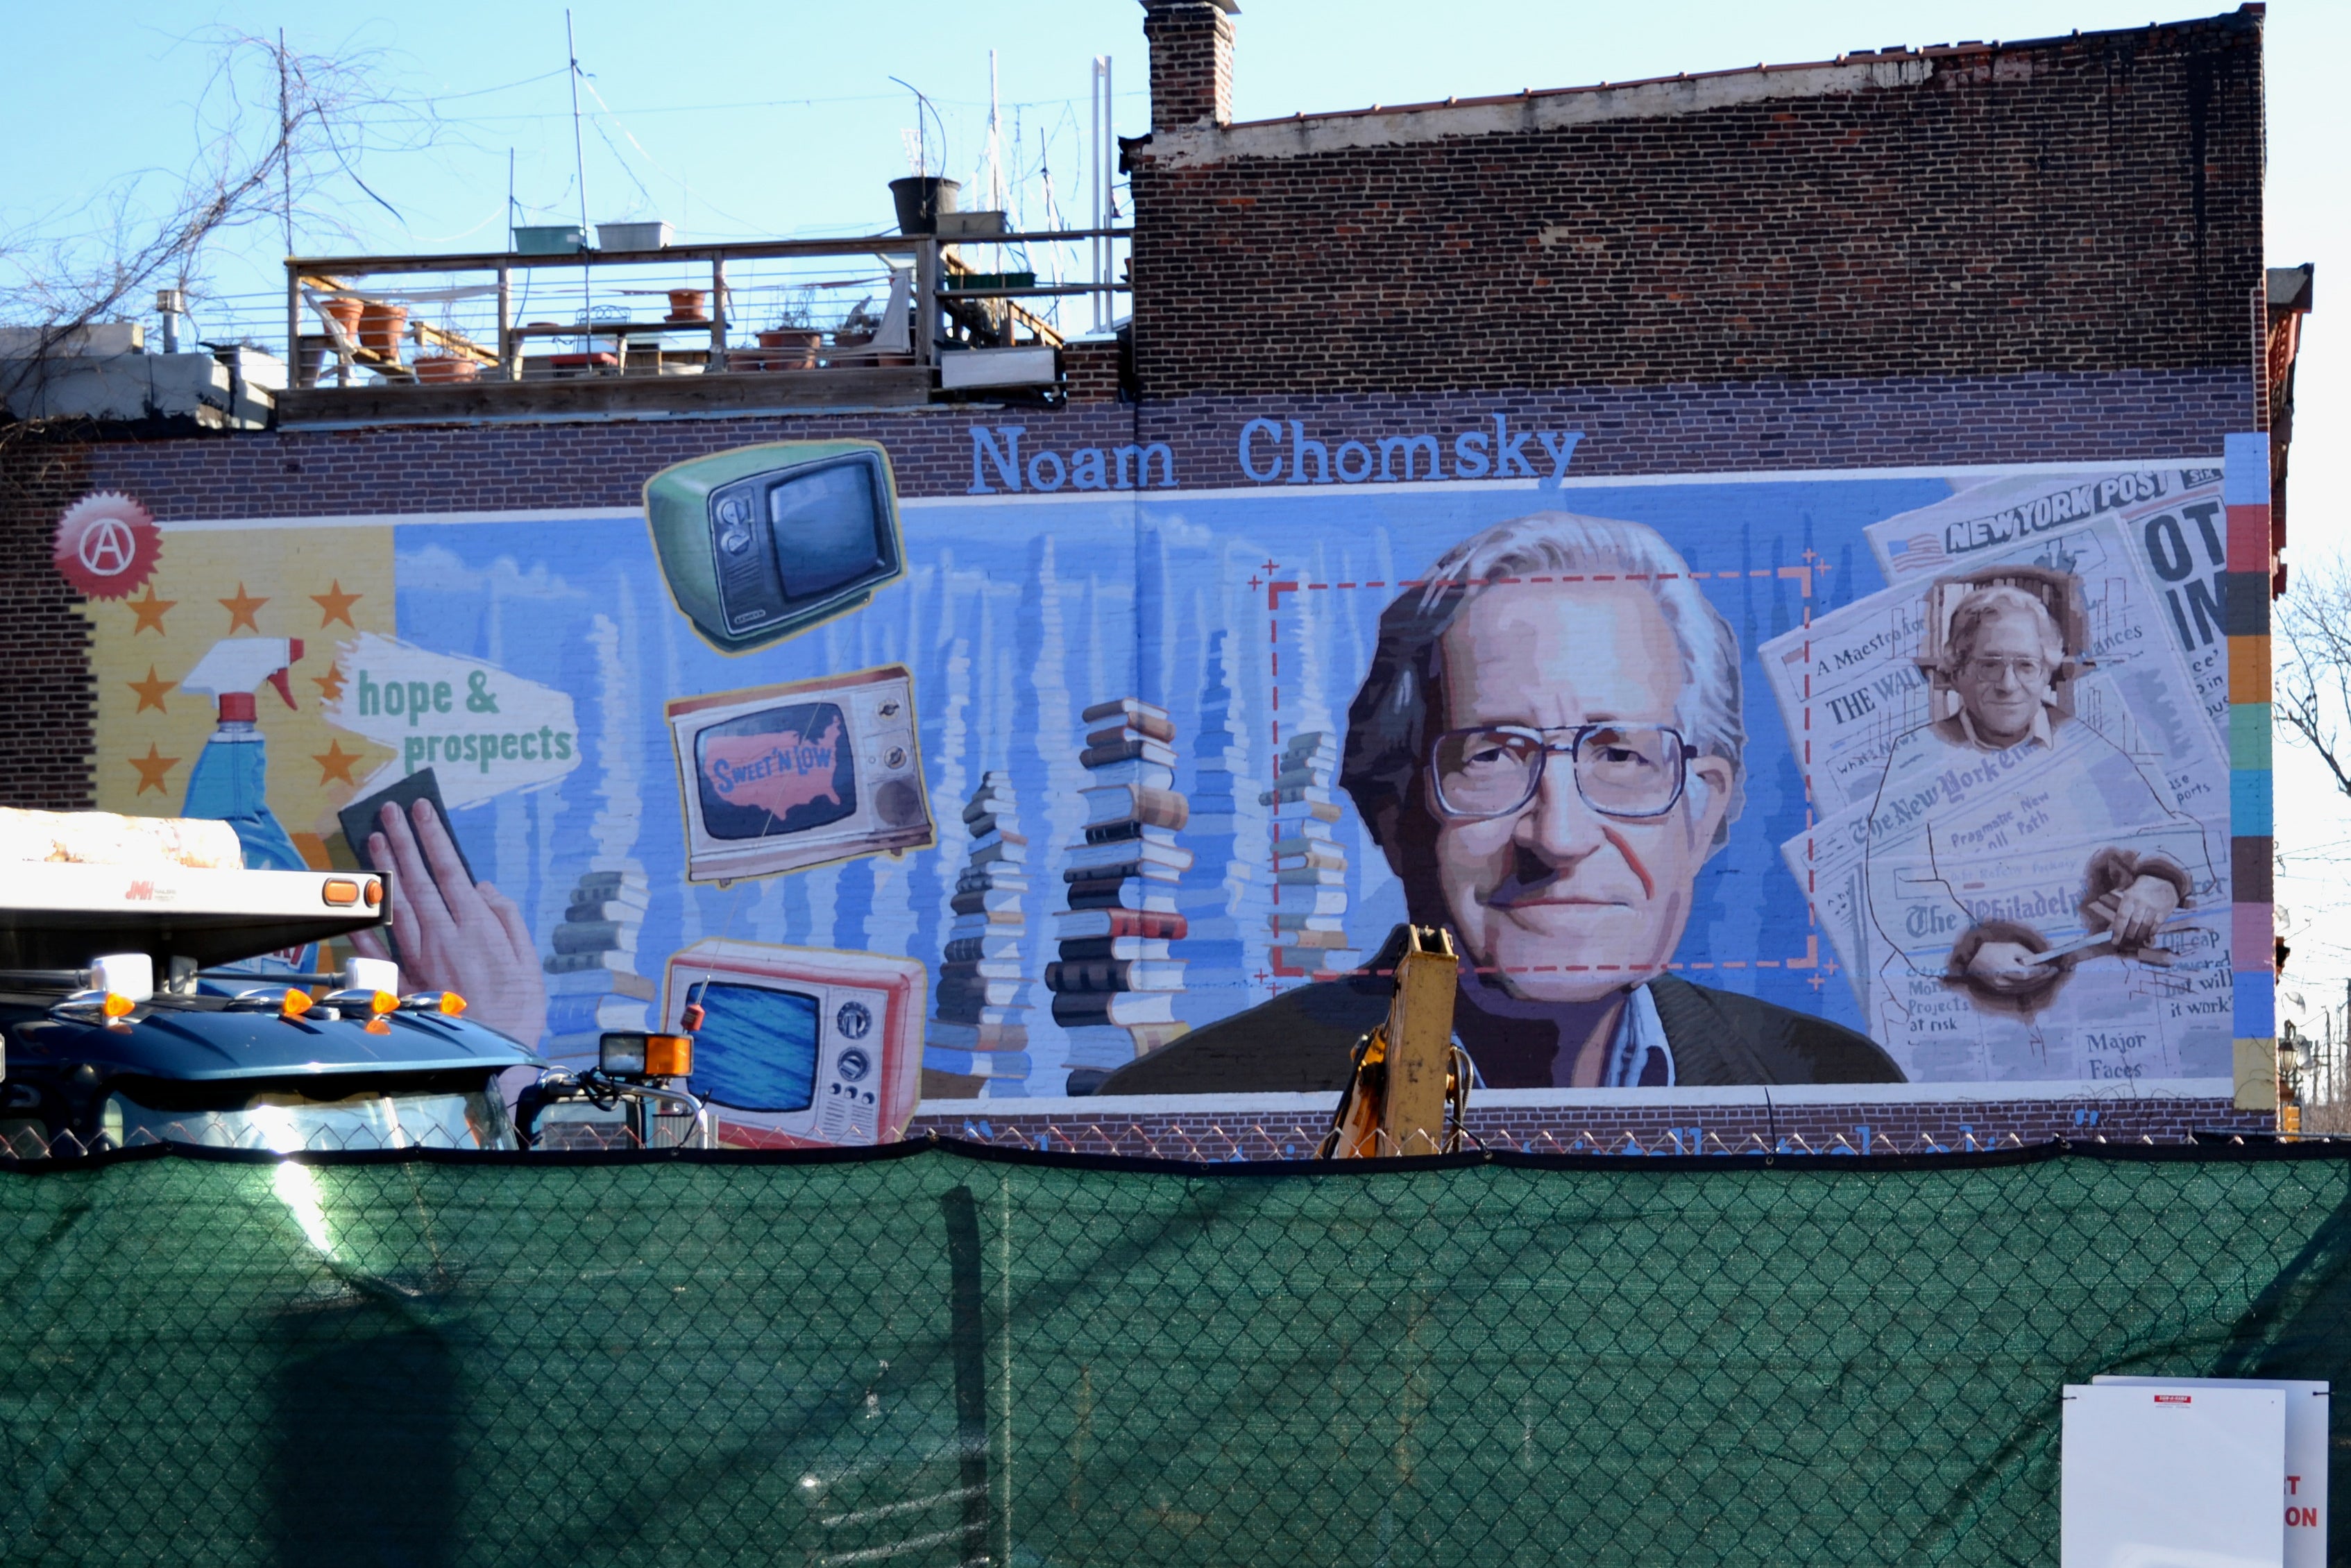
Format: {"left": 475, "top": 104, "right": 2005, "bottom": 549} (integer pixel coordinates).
{"left": 178, "top": 636, "right": 307, "bottom": 871}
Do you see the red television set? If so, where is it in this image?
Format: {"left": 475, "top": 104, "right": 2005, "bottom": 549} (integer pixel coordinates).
{"left": 661, "top": 937, "right": 925, "bottom": 1148}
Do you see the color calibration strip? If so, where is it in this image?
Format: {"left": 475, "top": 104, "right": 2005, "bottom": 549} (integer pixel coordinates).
{"left": 2223, "top": 431, "right": 2274, "bottom": 1100}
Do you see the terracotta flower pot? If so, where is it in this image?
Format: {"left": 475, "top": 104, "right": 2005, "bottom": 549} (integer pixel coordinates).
{"left": 666, "top": 289, "right": 708, "bottom": 322}
{"left": 756, "top": 327, "right": 820, "bottom": 369}
{"left": 413, "top": 355, "right": 481, "bottom": 384}
{"left": 319, "top": 297, "right": 364, "bottom": 341}
{"left": 357, "top": 302, "right": 408, "bottom": 354}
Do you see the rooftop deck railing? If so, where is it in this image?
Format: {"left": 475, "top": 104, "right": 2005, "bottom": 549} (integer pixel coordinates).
{"left": 270, "top": 228, "right": 1130, "bottom": 404}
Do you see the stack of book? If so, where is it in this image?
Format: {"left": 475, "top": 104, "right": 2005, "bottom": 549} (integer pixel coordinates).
{"left": 1049, "top": 697, "right": 1192, "bottom": 1091}
{"left": 924, "top": 773, "right": 1033, "bottom": 1096}
{"left": 1263, "top": 730, "right": 1357, "bottom": 974}
{"left": 1176, "top": 629, "right": 1267, "bottom": 1012}
{"left": 541, "top": 867, "right": 654, "bottom": 1065}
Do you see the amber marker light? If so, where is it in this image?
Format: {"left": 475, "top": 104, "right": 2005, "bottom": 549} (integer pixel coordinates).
{"left": 400, "top": 991, "right": 467, "bottom": 1016}
{"left": 101, "top": 992, "right": 136, "bottom": 1019}
{"left": 364, "top": 878, "right": 383, "bottom": 907}
{"left": 280, "top": 988, "right": 314, "bottom": 1019}
{"left": 643, "top": 1034, "right": 694, "bottom": 1078}
{"left": 322, "top": 879, "right": 361, "bottom": 907}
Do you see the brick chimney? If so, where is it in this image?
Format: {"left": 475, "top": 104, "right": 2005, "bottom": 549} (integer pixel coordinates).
{"left": 1141, "top": 0, "right": 1237, "bottom": 130}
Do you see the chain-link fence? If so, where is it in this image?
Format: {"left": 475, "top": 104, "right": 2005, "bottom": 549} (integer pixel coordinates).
{"left": 5, "top": 1139, "right": 2349, "bottom": 1567}
{"left": 0, "top": 1116, "right": 2179, "bottom": 1163}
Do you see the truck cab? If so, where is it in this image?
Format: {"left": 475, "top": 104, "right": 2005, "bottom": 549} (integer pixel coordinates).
{"left": 0, "top": 851, "right": 534, "bottom": 1156}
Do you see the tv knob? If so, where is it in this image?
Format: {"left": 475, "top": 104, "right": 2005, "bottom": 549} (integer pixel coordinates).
{"left": 875, "top": 778, "right": 923, "bottom": 826}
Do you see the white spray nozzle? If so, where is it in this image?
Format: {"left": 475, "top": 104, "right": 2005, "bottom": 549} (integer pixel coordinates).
{"left": 180, "top": 637, "right": 304, "bottom": 719}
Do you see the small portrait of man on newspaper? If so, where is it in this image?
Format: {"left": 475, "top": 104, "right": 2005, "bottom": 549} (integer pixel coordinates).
{"left": 1862, "top": 566, "right": 2207, "bottom": 1015}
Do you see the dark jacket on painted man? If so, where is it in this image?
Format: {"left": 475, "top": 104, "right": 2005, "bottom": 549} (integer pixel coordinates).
{"left": 1096, "top": 926, "right": 1903, "bottom": 1096}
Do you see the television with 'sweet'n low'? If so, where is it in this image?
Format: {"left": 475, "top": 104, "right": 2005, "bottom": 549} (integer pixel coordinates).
{"left": 665, "top": 664, "right": 934, "bottom": 883}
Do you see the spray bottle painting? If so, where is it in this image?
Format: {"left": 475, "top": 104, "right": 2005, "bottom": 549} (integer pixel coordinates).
{"left": 179, "top": 637, "right": 307, "bottom": 872}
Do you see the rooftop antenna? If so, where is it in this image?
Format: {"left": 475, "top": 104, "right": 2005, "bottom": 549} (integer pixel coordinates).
{"left": 566, "top": 10, "right": 591, "bottom": 324}
{"left": 888, "top": 76, "right": 942, "bottom": 179}
{"left": 1091, "top": 56, "right": 1112, "bottom": 331}
{"left": 987, "top": 51, "right": 1005, "bottom": 216}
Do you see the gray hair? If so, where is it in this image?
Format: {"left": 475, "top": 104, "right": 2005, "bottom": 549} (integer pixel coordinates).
{"left": 1339, "top": 511, "right": 1747, "bottom": 852}
{"left": 1940, "top": 585, "right": 2064, "bottom": 678}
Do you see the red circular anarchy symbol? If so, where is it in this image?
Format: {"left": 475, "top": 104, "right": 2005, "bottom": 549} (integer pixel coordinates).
{"left": 53, "top": 491, "right": 160, "bottom": 599}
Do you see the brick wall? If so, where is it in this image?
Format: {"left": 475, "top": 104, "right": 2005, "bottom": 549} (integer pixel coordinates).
{"left": 60, "top": 368, "right": 2248, "bottom": 518}
{"left": 0, "top": 434, "right": 93, "bottom": 808}
{"left": 1142, "top": 0, "right": 1234, "bottom": 129}
{"left": 1062, "top": 339, "right": 1123, "bottom": 405}
{"left": 1127, "top": 12, "right": 2266, "bottom": 400}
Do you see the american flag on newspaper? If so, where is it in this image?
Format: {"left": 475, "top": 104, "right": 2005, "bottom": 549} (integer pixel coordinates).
{"left": 1882, "top": 533, "right": 1949, "bottom": 569}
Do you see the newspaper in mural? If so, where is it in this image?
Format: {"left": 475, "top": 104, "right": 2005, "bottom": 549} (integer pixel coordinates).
{"left": 1863, "top": 468, "right": 2229, "bottom": 738}
{"left": 1762, "top": 472, "right": 2232, "bottom": 1084}
{"left": 72, "top": 444, "right": 2241, "bottom": 1124}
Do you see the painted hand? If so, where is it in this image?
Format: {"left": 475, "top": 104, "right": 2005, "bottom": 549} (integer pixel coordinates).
{"left": 1965, "top": 940, "right": 2045, "bottom": 994}
{"left": 2102, "top": 874, "right": 2182, "bottom": 951}
{"left": 348, "top": 798, "right": 548, "bottom": 1046}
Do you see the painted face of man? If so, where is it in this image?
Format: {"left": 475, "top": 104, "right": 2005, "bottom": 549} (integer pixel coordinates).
{"left": 1420, "top": 583, "right": 1733, "bottom": 1005}
{"left": 1951, "top": 606, "right": 2055, "bottom": 745}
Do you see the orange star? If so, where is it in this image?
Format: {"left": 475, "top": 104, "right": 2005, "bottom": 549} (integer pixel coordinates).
{"left": 127, "top": 587, "right": 176, "bottom": 635}
{"left": 311, "top": 580, "right": 362, "bottom": 628}
{"left": 312, "top": 662, "right": 348, "bottom": 704}
{"left": 219, "top": 583, "right": 267, "bottom": 633}
{"left": 128, "top": 743, "right": 180, "bottom": 796}
{"left": 312, "top": 740, "right": 361, "bottom": 786}
{"left": 127, "top": 665, "right": 175, "bottom": 714}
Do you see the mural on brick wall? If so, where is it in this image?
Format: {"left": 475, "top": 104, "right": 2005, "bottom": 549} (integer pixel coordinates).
{"left": 69, "top": 437, "right": 2238, "bottom": 1141}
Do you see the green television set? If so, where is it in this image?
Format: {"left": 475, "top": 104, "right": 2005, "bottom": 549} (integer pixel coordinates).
{"left": 643, "top": 441, "right": 905, "bottom": 654}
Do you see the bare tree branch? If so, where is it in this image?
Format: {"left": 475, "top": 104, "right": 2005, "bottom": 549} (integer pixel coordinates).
{"left": 2277, "top": 555, "right": 2351, "bottom": 804}
{"left": 0, "top": 28, "right": 439, "bottom": 411}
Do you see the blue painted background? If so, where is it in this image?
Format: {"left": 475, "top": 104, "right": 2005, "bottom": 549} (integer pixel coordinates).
{"left": 391, "top": 474, "right": 1953, "bottom": 1096}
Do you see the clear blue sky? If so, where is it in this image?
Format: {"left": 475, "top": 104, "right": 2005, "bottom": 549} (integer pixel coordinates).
{"left": 5, "top": 0, "right": 2346, "bottom": 1005}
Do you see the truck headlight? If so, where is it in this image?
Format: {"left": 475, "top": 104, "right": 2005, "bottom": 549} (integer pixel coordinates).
{"left": 600, "top": 1032, "right": 693, "bottom": 1079}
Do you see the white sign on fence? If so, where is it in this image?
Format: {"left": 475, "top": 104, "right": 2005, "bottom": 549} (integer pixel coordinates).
{"left": 2092, "top": 1377, "right": 2329, "bottom": 1568}
{"left": 2062, "top": 1382, "right": 2285, "bottom": 1568}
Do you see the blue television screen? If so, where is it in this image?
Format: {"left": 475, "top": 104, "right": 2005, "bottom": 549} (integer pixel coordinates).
{"left": 690, "top": 982, "right": 820, "bottom": 1111}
